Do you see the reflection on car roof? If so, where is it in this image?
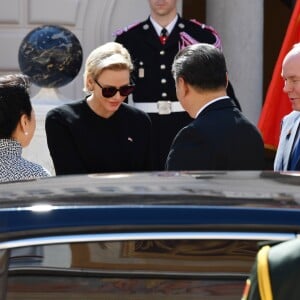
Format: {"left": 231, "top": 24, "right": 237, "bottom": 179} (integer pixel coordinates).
{"left": 0, "top": 170, "right": 299, "bottom": 208}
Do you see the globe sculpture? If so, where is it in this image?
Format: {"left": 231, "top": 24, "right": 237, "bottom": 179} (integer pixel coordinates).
{"left": 18, "top": 25, "right": 83, "bottom": 88}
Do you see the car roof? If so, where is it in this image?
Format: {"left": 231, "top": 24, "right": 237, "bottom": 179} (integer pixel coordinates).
{"left": 0, "top": 171, "right": 300, "bottom": 243}
{"left": 0, "top": 170, "right": 300, "bottom": 207}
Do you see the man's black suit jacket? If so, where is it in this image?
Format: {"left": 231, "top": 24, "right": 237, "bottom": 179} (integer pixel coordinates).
{"left": 165, "top": 98, "right": 264, "bottom": 171}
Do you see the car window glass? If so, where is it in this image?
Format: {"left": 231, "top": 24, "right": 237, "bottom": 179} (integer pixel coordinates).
{"left": 6, "top": 239, "right": 262, "bottom": 300}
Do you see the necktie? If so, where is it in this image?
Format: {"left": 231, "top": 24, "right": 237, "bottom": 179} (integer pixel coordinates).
{"left": 160, "top": 28, "right": 168, "bottom": 45}
{"left": 289, "top": 133, "right": 300, "bottom": 170}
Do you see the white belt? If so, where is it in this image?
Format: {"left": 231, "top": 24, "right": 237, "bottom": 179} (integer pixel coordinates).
{"left": 134, "top": 101, "right": 184, "bottom": 115}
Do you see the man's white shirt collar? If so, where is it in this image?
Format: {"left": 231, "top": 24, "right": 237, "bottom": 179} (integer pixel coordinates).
{"left": 150, "top": 15, "right": 178, "bottom": 36}
{"left": 195, "top": 96, "right": 230, "bottom": 118}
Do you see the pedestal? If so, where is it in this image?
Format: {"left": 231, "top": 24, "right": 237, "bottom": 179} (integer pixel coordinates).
{"left": 22, "top": 88, "right": 70, "bottom": 176}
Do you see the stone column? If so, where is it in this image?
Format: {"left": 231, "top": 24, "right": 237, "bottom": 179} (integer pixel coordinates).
{"left": 206, "top": 0, "right": 264, "bottom": 125}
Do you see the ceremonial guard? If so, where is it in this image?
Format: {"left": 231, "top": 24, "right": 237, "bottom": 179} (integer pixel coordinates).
{"left": 242, "top": 238, "right": 300, "bottom": 300}
{"left": 115, "top": 0, "right": 240, "bottom": 170}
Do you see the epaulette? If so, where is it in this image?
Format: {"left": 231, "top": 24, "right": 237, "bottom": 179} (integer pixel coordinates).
{"left": 114, "top": 21, "right": 141, "bottom": 37}
{"left": 189, "top": 19, "right": 222, "bottom": 50}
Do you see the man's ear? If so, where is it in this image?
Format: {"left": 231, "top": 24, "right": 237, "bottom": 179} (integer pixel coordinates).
{"left": 177, "top": 77, "right": 189, "bottom": 96}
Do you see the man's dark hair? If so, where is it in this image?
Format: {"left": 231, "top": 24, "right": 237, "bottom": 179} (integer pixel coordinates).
{"left": 0, "top": 73, "right": 32, "bottom": 138}
{"left": 172, "top": 43, "right": 227, "bottom": 91}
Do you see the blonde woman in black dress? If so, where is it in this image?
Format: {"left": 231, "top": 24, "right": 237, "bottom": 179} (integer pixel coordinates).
{"left": 46, "top": 42, "right": 152, "bottom": 175}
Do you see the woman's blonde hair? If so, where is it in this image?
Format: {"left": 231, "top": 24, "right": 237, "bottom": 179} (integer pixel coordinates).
{"left": 83, "top": 42, "right": 133, "bottom": 93}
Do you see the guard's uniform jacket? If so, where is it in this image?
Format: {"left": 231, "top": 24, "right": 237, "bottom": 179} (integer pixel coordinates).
{"left": 242, "top": 238, "right": 300, "bottom": 300}
{"left": 115, "top": 15, "right": 237, "bottom": 170}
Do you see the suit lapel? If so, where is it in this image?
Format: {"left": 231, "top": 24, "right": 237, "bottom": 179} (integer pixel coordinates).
{"left": 288, "top": 120, "right": 300, "bottom": 169}
{"left": 280, "top": 127, "right": 294, "bottom": 170}
{"left": 279, "top": 113, "right": 300, "bottom": 170}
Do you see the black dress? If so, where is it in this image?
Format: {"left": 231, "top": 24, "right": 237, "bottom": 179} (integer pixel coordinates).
{"left": 45, "top": 99, "right": 152, "bottom": 175}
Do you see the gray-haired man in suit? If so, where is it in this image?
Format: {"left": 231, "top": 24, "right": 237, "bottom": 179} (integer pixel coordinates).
{"left": 274, "top": 43, "right": 300, "bottom": 171}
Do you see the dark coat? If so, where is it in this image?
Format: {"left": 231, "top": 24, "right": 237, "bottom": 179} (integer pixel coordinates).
{"left": 165, "top": 98, "right": 264, "bottom": 171}
{"left": 274, "top": 111, "right": 300, "bottom": 171}
{"left": 245, "top": 238, "right": 300, "bottom": 300}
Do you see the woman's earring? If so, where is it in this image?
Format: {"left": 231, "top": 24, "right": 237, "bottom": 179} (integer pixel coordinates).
{"left": 24, "top": 132, "right": 28, "bottom": 136}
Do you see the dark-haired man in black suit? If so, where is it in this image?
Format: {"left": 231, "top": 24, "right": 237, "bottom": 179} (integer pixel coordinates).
{"left": 165, "top": 43, "right": 264, "bottom": 171}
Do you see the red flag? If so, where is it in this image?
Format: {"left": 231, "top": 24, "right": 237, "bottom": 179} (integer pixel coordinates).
{"left": 258, "top": 0, "right": 300, "bottom": 150}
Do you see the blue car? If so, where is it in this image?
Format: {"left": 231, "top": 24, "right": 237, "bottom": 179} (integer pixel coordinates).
{"left": 0, "top": 170, "right": 300, "bottom": 300}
